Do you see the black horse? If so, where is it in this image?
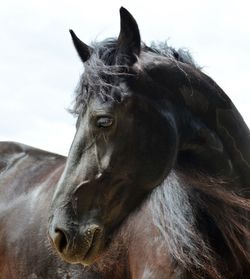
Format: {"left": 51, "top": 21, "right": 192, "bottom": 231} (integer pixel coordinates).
{"left": 1, "top": 7, "right": 250, "bottom": 279}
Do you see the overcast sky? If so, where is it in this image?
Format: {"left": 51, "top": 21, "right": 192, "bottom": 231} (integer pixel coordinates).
{"left": 0, "top": 0, "right": 249, "bottom": 155}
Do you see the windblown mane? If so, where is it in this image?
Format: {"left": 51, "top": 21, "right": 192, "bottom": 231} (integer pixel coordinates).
{"left": 70, "top": 39, "right": 198, "bottom": 116}
{"left": 150, "top": 171, "right": 250, "bottom": 278}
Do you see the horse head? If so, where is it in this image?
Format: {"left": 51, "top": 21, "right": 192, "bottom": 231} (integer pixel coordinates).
{"left": 48, "top": 7, "right": 178, "bottom": 265}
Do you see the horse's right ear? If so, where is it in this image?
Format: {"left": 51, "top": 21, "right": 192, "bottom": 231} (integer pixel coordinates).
{"left": 69, "top": 30, "right": 93, "bottom": 62}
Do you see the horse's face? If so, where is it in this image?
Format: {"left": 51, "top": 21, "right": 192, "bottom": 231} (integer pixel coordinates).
{"left": 49, "top": 86, "right": 177, "bottom": 264}
{"left": 48, "top": 7, "right": 178, "bottom": 265}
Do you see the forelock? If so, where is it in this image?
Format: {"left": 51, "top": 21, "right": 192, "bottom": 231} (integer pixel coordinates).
{"left": 69, "top": 38, "right": 200, "bottom": 116}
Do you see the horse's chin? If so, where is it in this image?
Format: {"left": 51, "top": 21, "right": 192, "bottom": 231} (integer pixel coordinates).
{"left": 80, "top": 238, "right": 105, "bottom": 266}
{"left": 59, "top": 237, "right": 105, "bottom": 267}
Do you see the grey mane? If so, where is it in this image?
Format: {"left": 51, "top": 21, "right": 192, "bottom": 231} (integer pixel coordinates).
{"left": 150, "top": 171, "right": 216, "bottom": 277}
{"left": 150, "top": 170, "right": 250, "bottom": 278}
{"left": 147, "top": 41, "right": 199, "bottom": 69}
{"left": 69, "top": 38, "right": 198, "bottom": 116}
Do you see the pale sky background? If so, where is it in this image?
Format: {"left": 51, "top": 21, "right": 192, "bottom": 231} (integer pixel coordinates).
{"left": 0, "top": 0, "right": 249, "bottom": 156}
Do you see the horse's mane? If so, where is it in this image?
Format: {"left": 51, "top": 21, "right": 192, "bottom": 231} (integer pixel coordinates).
{"left": 69, "top": 38, "right": 198, "bottom": 116}
{"left": 150, "top": 170, "right": 250, "bottom": 278}
{"left": 145, "top": 41, "right": 200, "bottom": 69}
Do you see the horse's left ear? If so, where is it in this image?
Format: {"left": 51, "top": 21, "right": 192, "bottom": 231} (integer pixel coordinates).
{"left": 69, "top": 29, "right": 93, "bottom": 62}
{"left": 117, "top": 7, "right": 141, "bottom": 63}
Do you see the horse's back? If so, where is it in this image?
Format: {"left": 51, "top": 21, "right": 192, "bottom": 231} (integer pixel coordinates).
{"left": 0, "top": 141, "right": 65, "bottom": 177}
{"left": 0, "top": 141, "right": 65, "bottom": 200}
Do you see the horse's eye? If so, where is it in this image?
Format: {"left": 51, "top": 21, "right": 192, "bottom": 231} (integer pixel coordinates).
{"left": 96, "top": 116, "right": 113, "bottom": 128}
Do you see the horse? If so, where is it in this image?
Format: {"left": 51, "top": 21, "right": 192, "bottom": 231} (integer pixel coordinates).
{"left": 0, "top": 7, "right": 250, "bottom": 279}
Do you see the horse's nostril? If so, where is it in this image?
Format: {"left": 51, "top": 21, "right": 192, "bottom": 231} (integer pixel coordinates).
{"left": 53, "top": 228, "right": 68, "bottom": 253}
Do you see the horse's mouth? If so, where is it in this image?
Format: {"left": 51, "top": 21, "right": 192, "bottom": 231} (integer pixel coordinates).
{"left": 81, "top": 230, "right": 103, "bottom": 265}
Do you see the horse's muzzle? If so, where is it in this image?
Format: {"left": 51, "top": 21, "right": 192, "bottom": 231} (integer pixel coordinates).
{"left": 48, "top": 221, "right": 104, "bottom": 265}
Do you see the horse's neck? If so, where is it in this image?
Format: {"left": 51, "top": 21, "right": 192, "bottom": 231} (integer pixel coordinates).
{"left": 125, "top": 200, "right": 173, "bottom": 279}
{"left": 147, "top": 61, "right": 250, "bottom": 189}
{"left": 112, "top": 172, "right": 187, "bottom": 278}
{"left": 90, "top": 184, "right": 174, "bottom": 278}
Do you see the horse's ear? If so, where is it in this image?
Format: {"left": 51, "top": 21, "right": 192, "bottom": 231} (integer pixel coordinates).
{"left": 69, "top": 30, "right": 93, "bottom": 62}
{"left": 117, "top": 7, "right": 141, "bottom": 63}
